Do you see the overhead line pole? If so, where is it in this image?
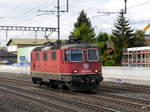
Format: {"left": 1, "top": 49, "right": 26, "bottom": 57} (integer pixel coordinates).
{"left": 38, "top": 0, "right": 69, "bottom": 41}
{"left": 0, "top": 25, "right": 57, "bottom": 42}
{"left": 124, "top": 0, "right": 127, "bottom": 14}
{"left": 57, "top": 0, "right": 60, "bottom": 41}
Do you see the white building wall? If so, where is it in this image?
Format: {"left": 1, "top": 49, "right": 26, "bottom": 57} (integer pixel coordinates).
{"left": 17, "top": 46, "right": 37, "bottom": 63}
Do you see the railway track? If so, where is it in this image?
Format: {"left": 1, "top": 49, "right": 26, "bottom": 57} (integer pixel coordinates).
{"left": 0, "top": 78, "right": 150, "bottom": 112}
{"left": 1, "top": 72, "right": 150, "bottom": 93}
{"left": 0, "top": 84, "right": 78, "bottom": 112}
{"left": 95, "top": 93, "right": 150, "bottom": 105}
{"left": 0, "top": 78, "right": 117, "bottom": 112}
{"left": 91, "top": 93, "right": 150, "bottom": 111}
{"left": 2, "top": 77, "right": 150, "bottom": 94}
{"left": 101, "top": 82, "right": 150, "bottom": 94}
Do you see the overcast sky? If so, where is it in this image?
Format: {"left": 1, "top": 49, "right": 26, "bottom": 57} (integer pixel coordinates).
{"left": 0, "top": 0, "right": 150, "bottom": 45}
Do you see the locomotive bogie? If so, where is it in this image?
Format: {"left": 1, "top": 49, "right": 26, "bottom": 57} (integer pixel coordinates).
{"left": 31, "top": 73, "right": 103, "bottom": 91}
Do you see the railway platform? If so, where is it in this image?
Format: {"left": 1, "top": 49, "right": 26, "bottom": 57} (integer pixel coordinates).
{"left": 103, "top": 66, "right": 150, "bottom": 86}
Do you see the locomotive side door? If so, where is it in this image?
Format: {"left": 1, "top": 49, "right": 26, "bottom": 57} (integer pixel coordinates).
{"left": 43, "top": 51, "right": 48, "bottom": 72}
{"left": 60, "top": 50, "right": 65, "bottom": 74}
{"left": 50, "top": 50, "right": 58, "bottom": 73}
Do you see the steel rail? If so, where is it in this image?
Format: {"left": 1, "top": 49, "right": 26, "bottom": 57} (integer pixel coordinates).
{"left": 1, "top": 77, "right": 150, "bottom": 111}
{"left": 0, "top": 84, "right": 78, "bottom": 112}
{"left": 101, "top": 82, "right": 150, "bottom": 94}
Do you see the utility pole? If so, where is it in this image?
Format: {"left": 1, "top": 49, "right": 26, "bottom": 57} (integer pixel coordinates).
{"left": 124, "top": 0, "right": 127, "bottom": 14}
{"left": 38, "top": 0, "right": 69, "bottom": 41}
{"left": 57, "top": 0, "right": 60, "bottom": 41}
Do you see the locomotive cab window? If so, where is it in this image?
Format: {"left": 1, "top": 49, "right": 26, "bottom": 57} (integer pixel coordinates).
{"left": 88, "top": 49, "right": 99, "bottom": 61}
{"left": 51, "top": 51, "right": 56, "bottom": 60}
{"left": 64, "top": 50, "right": 70, "bottom": 62}
{"left": 64, "top": 49, "right": 83, "bottom": 62}
{"left": 70, "top": 49, "right": 83, "bottom": 62}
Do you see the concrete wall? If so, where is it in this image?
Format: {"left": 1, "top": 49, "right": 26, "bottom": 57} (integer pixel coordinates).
{"left": 0, "top": 65, "right": 30, "bottom": 74}
{"left": 103, "top": 66, "right": 150, "bottom": 85}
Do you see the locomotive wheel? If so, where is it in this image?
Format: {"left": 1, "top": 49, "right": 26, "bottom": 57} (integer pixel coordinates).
{"left": 36, "top": 78, "right": 42, "bottom": 86}
{"left": 32, "top": 77, "right": 38, "bottom": 84}
{"left": 50, "top": 80, "right": 58, "bottom": 88}
{"left": 46, "top": 83, "right": 51, "bottom": 87}
{"left": 62, "top": 83, "right": 69, "bottom": 90}
{"left": 58, "top": 82, "right": 63, "bottom": 89}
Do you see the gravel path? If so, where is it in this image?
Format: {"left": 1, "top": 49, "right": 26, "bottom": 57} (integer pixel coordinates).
{"left": 0, "top": 72, "right": 52, "bottom": 112}
{"left": 0, "top": 90, "right": 50, "bottom": 112}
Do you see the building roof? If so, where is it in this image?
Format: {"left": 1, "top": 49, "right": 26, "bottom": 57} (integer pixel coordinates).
{"left": 127, "top": 46, "right": 150, "bottom": 51}
{"left": 0, "top": 46, "right": 16, "bottom": 57}
{"left": 106, "top": 41, "right": 113, "bottom": 49}
{"left": 6, "top": 38, "right": 57, "bottom": 46}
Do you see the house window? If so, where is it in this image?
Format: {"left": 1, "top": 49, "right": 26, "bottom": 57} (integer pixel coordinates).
{"left": 51, "top": 52, "right": 56, "bottom": 60}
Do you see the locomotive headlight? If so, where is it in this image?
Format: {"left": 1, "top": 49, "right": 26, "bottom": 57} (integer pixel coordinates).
{"left": 73, "top": 70, "right": 78, "bottom": 74}
{"left": 95, "top": 69, "right": 99, "bottom": 73}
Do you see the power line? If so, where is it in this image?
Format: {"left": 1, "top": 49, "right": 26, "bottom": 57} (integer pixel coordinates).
{"left": 9, "top": 0, "right": 108, "bottom": 27}
{"left": 15, "top": 15, "right": 38, "bottom": 25}
{"left": 37, "top": 0, "right": 69, "bottom": 40}
{"left": 97, "top": 0, "right": 127, "bottom": 15}
{"left": 128, "top": 1, "right": 150, "bottom": 9}
{"left": 2, "top": 0, "right": 48, "bottom": 25}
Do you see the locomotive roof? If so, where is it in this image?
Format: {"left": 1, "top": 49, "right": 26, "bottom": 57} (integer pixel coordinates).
{"left": 32, "top": 44, "right": 99, "bottom": 51}
{"left": 61, "top": 44, "right": 99, "bottom": 49}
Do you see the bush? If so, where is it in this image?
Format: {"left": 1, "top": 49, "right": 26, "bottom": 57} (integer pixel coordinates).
{"left": 104, "top": 60, "right": 116, "bottom": 66}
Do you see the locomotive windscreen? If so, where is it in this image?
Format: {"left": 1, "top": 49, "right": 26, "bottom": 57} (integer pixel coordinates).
{"left": 88, "top": 49, "right": 99, "bottom": 61}
{"left": 64, "top": 48, "right": 99, "bottom": 62}
{"left": 64, "top": 49, "right": 83, "bottom": 62}
{"left": 70, "top": 49, "right": 83, "bottom": 62}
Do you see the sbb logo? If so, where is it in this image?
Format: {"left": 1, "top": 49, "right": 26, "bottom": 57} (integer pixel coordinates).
{"left": 83, "top": 63, "right": 89, "bottom": 69}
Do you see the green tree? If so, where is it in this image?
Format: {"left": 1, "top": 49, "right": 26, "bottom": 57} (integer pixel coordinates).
{"left": 96, "top": 32, "right": 109, "bottom": 54}
{"left": 70, "top": 10, "right": 95, "bottom": 43}
{"left": 130, "top": 30, "right": 145, "bottom": 47}
{"left": 96, "top": 32, "right": 109, "bottom": 43}
{"left": 96, "top": 32, "right": 116, "bottom": 66}
{"left": 112, "top": 10, "right": 134, "bottom": 48}
{"left": 111, "top": 10, "right": 134, "bottom": 65}
{"left": 96, "top": 32, "right": 109, "bottom": 65}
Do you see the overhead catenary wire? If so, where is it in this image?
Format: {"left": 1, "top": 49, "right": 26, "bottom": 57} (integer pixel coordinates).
{"left": 1, "top": 0, "right": 150, "bottom": 39}
{"left": 2, "top": 0, "right": 48, "bottom": 25}
{"left": 13, "top": 0, "right": 108, "bottom": 26}
{"left": 128, "top": 1, "right": 150, "bottom": 9}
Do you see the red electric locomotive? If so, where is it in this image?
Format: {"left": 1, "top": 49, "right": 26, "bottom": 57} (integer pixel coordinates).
{"left": 31, "top": 42, "right": 103, "bottom": 91}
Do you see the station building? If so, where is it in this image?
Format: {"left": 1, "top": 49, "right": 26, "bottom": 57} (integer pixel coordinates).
{"left": 6, "top": 38, "right": 56, "bottom": 64}
{"left": 0, "top": 46, "right": 17, "bottom": 64}
{"left": 122, "top": 46, "right": 150, "bottom": 67}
